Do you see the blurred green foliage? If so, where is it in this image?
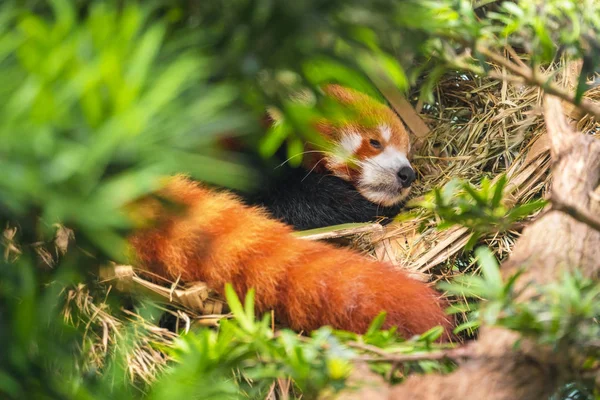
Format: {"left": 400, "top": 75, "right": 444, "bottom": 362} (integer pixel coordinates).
{"left": 149, "top": 285, "right": 355, "bottom": 399}
{"left": 1, "top": 0, "right": 599, "bottom": 399}
{"left": 0, "top": 0, "right": 254, "bottom": 260}
{"left": 148, "top": 285, "right": 451, "bottom": 399}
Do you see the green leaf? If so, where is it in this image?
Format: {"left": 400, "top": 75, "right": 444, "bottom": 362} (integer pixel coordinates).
{"left": 260, "top": 122, "right": 290, "bottom": 158}
{"left": 418, "top": 325, "right": 444, "bottom": 342}
{"left": 453, "top": 319, "right": 480, "bottom": 335}
{"left": 286, "top": 135, "right": 305, "bottom": 167}
{"left": 418, "top": 64, "right": 446, "bottom": 105}
{"left": 502, "top": 269, "right": 525, "bottom": 297}
{"left": 371, "top": 51, "right": 408, "bottom": 90}
{"left": 533, "top": 18, "right": 555, "bottom": 63}
{"left": 445, "top": 302, "right": 478, "bottom": 315}
{"left": 475, "top": 246, "right": 502, "bottom": 293}
{"left": 50, "top": 0, "right": 75, "bottom": 36}
{"left": 439, "top": 277, "right": 488, "bottom": 298}
{"left": 126, "top": 22, "right": 166, "bottom": 90}
{"left": 303, "top": 56, "right": 373, "bottom": 91}
{"left": 366, "top": 312, "right": 387, "bottom": 336}
{"left": 225, "top": 284, "right": 253, "bottom": 332}
{"left": 462, "top": 183, "right": 486, "bottom": 207}
{"left": 491, "top": 175, "right": 507, "bottom": 209}
{"left": 244, "top": 288, "right": 256, "bottom": 326}
{"left": 501, "top": 2, "right": 525, "bottom": 18}
{"left": 464, "top": 232, "right": 481, "bottom": 252}
{"left": 506, "top": 199, "right": 547, "bottom": 220}
{"left": 442, "top": 179, "right": 462, "bottom": 202}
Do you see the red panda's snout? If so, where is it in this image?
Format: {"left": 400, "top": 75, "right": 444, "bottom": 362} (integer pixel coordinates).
{"left": 316, "top": 85, "right": 416, "bottom": 207}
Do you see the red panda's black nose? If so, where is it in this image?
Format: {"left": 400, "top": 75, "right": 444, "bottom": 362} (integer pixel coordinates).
{"left": 397, "top": 166, "right": 416, "bottom": 187}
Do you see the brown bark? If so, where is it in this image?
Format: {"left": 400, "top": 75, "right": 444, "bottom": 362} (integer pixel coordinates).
{"left": 375, "top": 83, "right": 431, "bottom": 153}
{"left": 388, "top": 96, "right": 600, "bottom": 400}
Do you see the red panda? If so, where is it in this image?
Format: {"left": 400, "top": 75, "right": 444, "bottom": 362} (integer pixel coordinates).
{"left": 127, "top": 85, "right": 452, "bottom": 339}
{"left": 246, "top": 84, "right": 417, "bottom": 229}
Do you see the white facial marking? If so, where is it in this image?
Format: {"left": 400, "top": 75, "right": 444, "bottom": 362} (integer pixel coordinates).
{"left": 366, "top": 146, "right": 409, "bottom": 175}
{"left": 326, "top": 131, "right": 361, "bottom": 181}
{"left": 339, "top": 131, "right": 362, "bottom": 154}
{"left": 332, "top": 131, "right": 361, "bottom": 166}
{"left": 379, "top": 124, "right": 392, "bottom": 142}
{"left": 357, "top": 146, "right": 413, "bottom": 205}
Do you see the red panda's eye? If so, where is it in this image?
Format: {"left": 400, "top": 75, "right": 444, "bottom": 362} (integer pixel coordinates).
{"left": 369, "top": 139, "right": 382, "bottom": 149}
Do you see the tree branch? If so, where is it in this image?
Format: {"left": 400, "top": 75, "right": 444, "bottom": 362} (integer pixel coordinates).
{"left": 552, "top": 195, "right": 600, "bottom": 233}
{"left": 347, "top": 341, "right": 471, "bottom": 363}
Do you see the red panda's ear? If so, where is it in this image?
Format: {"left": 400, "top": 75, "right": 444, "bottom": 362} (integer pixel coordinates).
{"left": 322, "top": 84, "right": 388, "bottom": 116}
{"left": 322, "top": 84, "right": 359, "bottom": 105}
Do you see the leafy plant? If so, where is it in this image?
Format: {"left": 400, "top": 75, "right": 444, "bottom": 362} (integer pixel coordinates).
{"left": 0, "top": 0, "right": 254, "bottom": 260}
{"left": 149, "top": 285, "right": 454, "bottom": 399}
{"left": 443, "top": 247, "right": 600, "bottom": 351}
{"left": 414, "top": 175, "right": 547, "bottom": 250}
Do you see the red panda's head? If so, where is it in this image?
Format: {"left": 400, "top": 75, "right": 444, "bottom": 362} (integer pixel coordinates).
{"left": 311, "top": 84, "right": 415, "bottom": 206}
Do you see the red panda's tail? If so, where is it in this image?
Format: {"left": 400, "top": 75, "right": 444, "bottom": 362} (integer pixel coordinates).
{"left": 127, "top": 176, "right": 452, "bottom": 339}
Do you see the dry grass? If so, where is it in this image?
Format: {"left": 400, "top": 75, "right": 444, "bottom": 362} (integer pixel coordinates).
{"left": 63, "top": 57, "right": 600, "bottom": 382}
{"left": 62, "top": 284, "right": 178, "bottom": 384}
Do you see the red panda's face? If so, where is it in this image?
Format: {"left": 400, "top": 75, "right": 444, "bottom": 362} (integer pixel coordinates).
{"left": 316, "top": 85, "right": 415, "bottom": 206}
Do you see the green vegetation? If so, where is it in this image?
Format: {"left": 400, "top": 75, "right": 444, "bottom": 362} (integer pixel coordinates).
{"left": 444, "top": 247, "right": 600, "bottom": 344}
{"left": 414, "top": 176, "right": 547, "bottom": 250}
{"left": 1, "top": 0, "right": 599, "bottom": 399}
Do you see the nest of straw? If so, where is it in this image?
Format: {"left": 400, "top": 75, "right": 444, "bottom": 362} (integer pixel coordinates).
{"left": 68, "top": 57, "right": 599, "bottom": 382}
{"left": 376, "top": 60, "right": 599, "bottom": 278}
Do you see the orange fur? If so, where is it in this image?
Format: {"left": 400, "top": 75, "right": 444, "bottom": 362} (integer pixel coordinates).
{"left": 128, "top": 176, "right": 452, "bottom": 338}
